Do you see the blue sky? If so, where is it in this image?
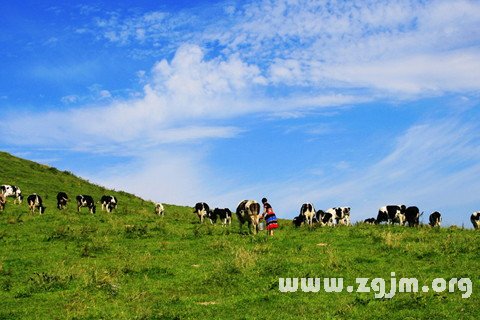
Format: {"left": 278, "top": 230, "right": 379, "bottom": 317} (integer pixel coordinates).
{"left": 1, "top": 0, "right": 480, "bottom": 226}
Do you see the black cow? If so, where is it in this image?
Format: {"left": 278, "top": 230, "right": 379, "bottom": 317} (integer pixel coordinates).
{"left": 27, "top": 194, "right": 46, "bottom": 214}
{"left": 429, "top": 211, "right": 442, "bottom": 227}
{"left": 194, "top": 202, "right": 211, "bottom": 223}
{"left": 56, "top": 192, "right": 69, "bottom": 210}
{"left": 405, "top": 206, "right": 422, "bottom": 227}
{"left": 470, "top": 211, "right": 480, "bottom": 229}
{"left": 76, "top": 195, "right": 96, "bottom": 214}
{"left": 376, "top": 205, "right": 406, "bottom": 225}
{"left": 364, "top": 218, "right": 376, "bottom": 224}
{"left": 1, "top": 185, "right": 23, "bottom": 204}
{"left": 292, "top": 214, "right": 306, "bottom": 227}
{"left": 209, "top": 208, "right": 233, "bottom": 226}
{"left": 101, "top": 195, "right": 118, "bottom": 212}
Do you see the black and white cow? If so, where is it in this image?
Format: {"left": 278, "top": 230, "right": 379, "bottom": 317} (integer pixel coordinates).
{"left": 194, "top": 202, "right": 211, "bottom": 223}
{"left": 376, "top": 205, "right": 406, "bottom": 225}
{"left": 429, "top": 211, "right": 442, "bottom": 227}
{"left": 209, "top": 208, "right": 233, "bottom": 226}
{"left": 236, "top": 200, "right": 261, "bottom": 234}
{"left": 1, "top": 185, "right": 23, "bottom": 204}
{"left": 100, "top": 195, "right": 118, "bottom": 212}
{"left": 404, "top": 206, "right": 422, "bottom": 227}
{"left": 470, "top": 211, "right": 480, "bottom": 229}
{"left": 76, "top": 195, "right": 96, "bottom": 214}
{"left": 316, "top": 210, "right": 334, "bottom": 226}
{"left": 56, "top": 192, "right": 69, "bottom": 210}
{"left": 326, "top": 207, "right": 351, "bottom": 226}
{"left": 155, "top": 203, "right": 165, "bottom": 216}
{"left": 27, "top": 194, "right": 46, "bottom": 214}
{"left": 364, "top": 217, "right": 376, "bottom": 224}
{"left": 300, "top": 203, "right": 316, "bottom": 226}
{"left": 0, "top": 194, "right": 5, "bottom": 211}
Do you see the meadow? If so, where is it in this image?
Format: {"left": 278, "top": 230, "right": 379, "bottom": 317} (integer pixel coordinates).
{"left": 0, "top": 152, "right": 478, "bottom": 319}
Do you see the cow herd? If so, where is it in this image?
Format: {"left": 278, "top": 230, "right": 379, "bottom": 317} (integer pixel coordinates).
{"left": 367, "top": 205, "right": 443, "bottom": 228}
{"left": 2, "top": 183, "right": 480, "bottom": 231}
{"left": 0, "top": 184, "right": 118, "bottom": 215}
{"left": 191, "top": 200, "right": 480, "bottom": 232}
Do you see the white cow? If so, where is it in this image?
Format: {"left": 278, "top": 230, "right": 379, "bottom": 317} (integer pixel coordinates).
{"left": 236, "top": 200, "right": 261, "bottom": 234}
{"left": 155, "top": 203, "right": 165, "bottom": 216}
{"left": 300, "top": 203, "right": 316, "bottom": 226}
{"left": 1, "top": 185, "right": 23, "bottom": 204}
{"left": 326, "top": 207, "right": 351, "bottom": 226}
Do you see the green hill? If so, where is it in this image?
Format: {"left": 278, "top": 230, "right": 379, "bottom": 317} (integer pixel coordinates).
{"left": 0, "top": 152, "right": 478, "bottom": 319}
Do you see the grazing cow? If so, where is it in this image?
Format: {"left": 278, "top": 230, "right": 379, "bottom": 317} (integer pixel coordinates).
{"left": 194, "top": 202, "right": 211, "bottom": 223}
{"left": 470, "top": 211, "right": 480, "bottom": 229}
{"left": 76, "top": 195, "right": 96, "bottom": 214}
{"left": 100, "top": 195, "right": 118, "bottom": 212}
{"left": 209, "top": 208, "right": 233, "bottom": 226}
{"left": 236, "top": 200, "right": 261, "bottom": 234}
{"left": 56, "top": 192, "right": 69, "bottom": 210}
{"left": 326, "top": 207, "right": 351, "bottom": 226}
{"left": 0, "top": 194, "right": 5, "bottom": 211}
{"left": 292, "top": 214, "right": 306, "bottom": 227}
{"left": 429, "top": 211, "right": 442, "bottom": 227}
{"left": 364, "top": 218, "right": 376, "bottom": 224}
{"left": 300, "top": 203, "right": 316, "bottom": 226}
{"left": 405, "top": 206, "right": 422, "bottom": 227}
{"left": 376, "top": 205, "right": 406, "bottom": 225}
{"left": 27, "top": 194, "right": 46, "bottom": 214}
{"left": 316, "top": 210, "right": 334, "bottom": 226}
{"left": 155, "top": 203, "right": 165, "bottom": 216}
{"left": 0, "top": 185, "right": 23, "bottom": 204}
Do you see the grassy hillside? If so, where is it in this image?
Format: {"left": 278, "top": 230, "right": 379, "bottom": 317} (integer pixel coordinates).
{"left": 0, "top": 152, "right": 479, "bottom": 319}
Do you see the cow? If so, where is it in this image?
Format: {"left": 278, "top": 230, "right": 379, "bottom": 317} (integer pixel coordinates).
{"left": 292, "top": 215, "right": 304, "bottom": 227}
{"left": 470, "top": 211, "right": 480, "bottom": 229}
{"left": 209, "top": 208, "right": 233, "bottom": 226}
{"left": 27, "top": 194, "right": 46, "bottom": 214}
{"left": 364, "top": 217, "right": 376, "bottom": 224}
{"left": 155, "top": 203, "right": 165, "bottom": 216}
{"left": 300, "top": 203, "right": 316, "bottom": 226}
{"left": 100, "top": 195, "right": 118, "bottom": 212}
{"left": 376, "top": 205, "right": 406, "bottom": 225}
{"left": 404, "top": 206, "right": 422, "bottom": 227}
{"left": 326, "top": 207, "right": 351, "bottom": 226}
{"left": 429, "top": 211, "right": 442, "bottom": 227}
{"left": 0, "top": 185, "right": 23, "bottom": 204}
{"left": 316, "top": 210, "right": 334, "bottom": 226}
{"left": 56, "top": 192, "right": 69, "bottom": 210}
{"left": 194, "top": 202, "right": 211, "bottom": 223}
{"left": 0, "top": 194, "right": 5, "bottom": 211}
{"left": 76, "top": 195, "right": 96, "bottom": 214}
{"left": 236, "top": 200, "right": 261, "bottom": 234}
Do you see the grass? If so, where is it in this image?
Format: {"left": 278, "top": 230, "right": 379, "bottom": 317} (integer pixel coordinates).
{"left": 0, "top": 151, "right": 479, "bottom": 319}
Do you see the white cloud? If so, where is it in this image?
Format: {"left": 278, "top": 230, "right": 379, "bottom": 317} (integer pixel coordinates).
{"left": 322, "top": 49, "right": 480, "bottom": 94}
{"left": 3, "top": 43, "right": 358, "bottom": 153}
{"left": 207, "top": 0, "right": 480, "bottom": 94}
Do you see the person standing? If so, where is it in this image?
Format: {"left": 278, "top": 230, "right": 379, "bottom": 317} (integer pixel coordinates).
{"left": 261, "top": 197, "right": 278, "bottom": 236}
